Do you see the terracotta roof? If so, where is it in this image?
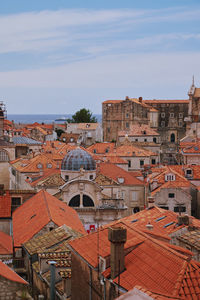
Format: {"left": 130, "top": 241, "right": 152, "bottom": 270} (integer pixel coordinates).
{"left": 115, "top": 144, "right": 157, "bottom": 157}
{"left": 143, "top": 100, "right": 189, "bottom": 104}
{"left": 27, "top": 169, "right": 65, "bottom": 188}
{"left": 77, "top": 123, "right": 98, "bottom": 130}
{"left": 177, "top": 230, "right": 200, "bottom": 251}
{"left": 98, "top": 162, "right": 144, "bottom": 185}
{"left": 87, "top": 143, "right": 115, "bottom": 154}
{"left": 11, "top": 153, "right": 58, "bottom": 173}
{"left": 0, "top": 231, "right": 13, "bottom": 255}
{"left": 0, "top": 191, "right": 11, "bottom": 218}
{"left": 103, "top": 100, "right": 123, "bottom": 104}
{"left": 118, "top": 124, "right": 159, "bottom": 137}
{"left": 0, "top": 261, "right": 27, "bottom": 284}
{"left": 23, "top": 224, "right": 81, "bottom": 256}
{"left": 104, "top": 155, "right": 127, "bottom": 164}
{"left": 70, "top": 223, "right": 200, "bottom": 299}
{"left": 13, "top": 190, "right": 85, "bottom": 247}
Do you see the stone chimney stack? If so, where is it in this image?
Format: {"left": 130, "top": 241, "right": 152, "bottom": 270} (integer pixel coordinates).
{"left": 108, "top": 226, "right": 127, "bottom": 279}
{"left": 148, "top": 196, "right": 155, "bottom": 208}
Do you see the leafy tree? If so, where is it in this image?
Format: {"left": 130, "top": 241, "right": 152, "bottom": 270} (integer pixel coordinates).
{"left": 68, "top": 108, "right": 97, "bottom": 123}
{"left": 55, "top": 128, "right": 64, "bottom": 138}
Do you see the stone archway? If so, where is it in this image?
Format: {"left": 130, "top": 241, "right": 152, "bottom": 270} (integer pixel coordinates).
{"left": 170, "top": 133, "right": 175, "bottom": 143}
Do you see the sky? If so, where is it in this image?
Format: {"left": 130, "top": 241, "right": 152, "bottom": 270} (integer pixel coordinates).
{"left": 1, "top": 0, "right": 200, "bottom": 114}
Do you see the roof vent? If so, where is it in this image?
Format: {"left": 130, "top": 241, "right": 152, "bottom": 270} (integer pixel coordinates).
{"left": 146, "top": 222, "right": 153, "bottom": 230}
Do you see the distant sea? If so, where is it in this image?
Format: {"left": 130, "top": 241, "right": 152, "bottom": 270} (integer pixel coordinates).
{"left": 7, "top": 114, "right": 102, "bottom": 124}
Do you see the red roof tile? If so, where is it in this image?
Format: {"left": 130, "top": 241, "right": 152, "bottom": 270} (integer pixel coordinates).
{"left": 0, "top": 191, "right": 11, "bottom": 218}
{"left": 87, "top": 143, "right": 115, "bottom": 154}
{"left": 0, "top": 261, "right": 27, "bottom": 284}
{"left": 0, "top": 231, "right": 13, "bottom": 255}
{"left": 13, "top": 190, "right": 85, "bottom": 247}
{"left": 98, "top": 162, "right": 144, "bottom": 185}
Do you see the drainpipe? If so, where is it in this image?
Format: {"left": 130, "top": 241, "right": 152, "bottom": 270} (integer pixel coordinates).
{"left": 48, "top": 261, "right": 57, "bottom": 300}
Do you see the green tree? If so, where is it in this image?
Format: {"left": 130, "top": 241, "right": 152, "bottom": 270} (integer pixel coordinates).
{"left": 68, "top": 108, "right": 97, "bottom": 123}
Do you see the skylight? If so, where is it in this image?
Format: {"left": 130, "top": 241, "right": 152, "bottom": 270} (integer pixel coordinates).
{"left": 155, "top": 216, "right": 166, "bottom": 222}
{"left": 163, "top": 222, "right": 174, "bottom": 228}
{"left": 131, "top": 219, "right": 138, "bottom": 223}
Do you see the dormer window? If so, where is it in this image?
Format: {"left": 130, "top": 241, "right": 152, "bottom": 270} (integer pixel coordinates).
{"left": 37, "top": 163, "right": 43, "bottom": 169}
{"left": 185, "top": 168, "right": 192, "bottom": 178}
{"left": 165, "top": 173, "right": 175, "bottom": 181}
{"left": 93, "top": 149, "right": 96, "bottom": 154}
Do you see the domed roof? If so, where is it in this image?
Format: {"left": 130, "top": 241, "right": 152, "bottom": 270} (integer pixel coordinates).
{"left": 61, "top": 148, "right": 96, "bottom": 171}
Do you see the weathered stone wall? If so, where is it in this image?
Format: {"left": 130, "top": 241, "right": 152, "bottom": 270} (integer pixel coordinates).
{"left": 0, "top": 276, "right": 27, "bottom": 300}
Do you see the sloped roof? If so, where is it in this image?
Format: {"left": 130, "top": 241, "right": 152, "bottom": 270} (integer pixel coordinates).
{"left": 0, "top": 231, "right": 13, "bottom": 255}
{"left": 0, "top": 261, "right": 27, "bottom": 284}
{"left": 69, "top": 223, "right": 200, "bottom": 298}
{"left": 143, "top": 100, "right": 189, "bottom": 104}
{"left": 12, "top": 136, "right": 42, "bottom": 145}
{"left": 0, "top": 191, "right": 11, "bottom": 218}
{"left": 13, "top": 190, "right": 85, "bottom": 247}
{"left": 87, "top": 143, "right": 115, "bottom": 154}
{"left": 23, "top": 224, "right": 82, "bottom": 256}
{"left": 98, "top": 162, "right": 144, "bottom": 186}
{"left": 115, "top": 144, "right": 157, "bottom": 157}
{"left": 118, "top": 124, "right": 159, "bottom": 137}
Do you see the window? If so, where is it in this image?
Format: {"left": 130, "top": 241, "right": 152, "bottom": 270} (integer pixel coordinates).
{"left": 140, "top": 160, "right": 144, "bottom": 167}
{"left": 161, "top": 121, "right": 165, "bottom": 127}
{"left": 161, "top": 112, "right": 165, "bottom": 118}
{"left": 153, "top": 137, "right": 157, "bottom": 143}
{"left": 47, "top": 163, "right": 52, "bottom": 168}
{"left": 186, "top": 169, "right": 192, "bottom": 175}
{"left": 135, "top": 139, "right": 138, "bottom": 142}
{"left": 128, "top": 160, "right": 131, "bottom": 168}
{"left": 170, "top": 113, "right": 174, "bottom": 118}
{"left": 126, "top": 122, "right": 129, "bottom": 128}
{"left": 37, "top": 163, "right": 43, "bottom": 169}
{"left": 159, "top": 206, "right": 169, "bottom": 210}
{"left": 93, "top": 149, "right": 96, "bottom": 154}
{"left": 174, "top": 206, "right": 186, "bottom": 213}
{"left": 132, "top": 191, "right": 137, "bottom": 201}
{"left": 0, "top": 150, "right": 9, "bottom": 162}
{"left": 11, "top": 197, "right": 21, "bottom": 213}
{"left": 151, "top": 159, "right": 156, "bottom": 165}
{"left": 65, "top": 175, "right": 69, "bottom": 182}
{"left": 89, "top": 175, "right": 93, "bottom": 180}
{"left": 107, "top": 128, "right": 110, "bottom": 133}
{"left": 165, "top": 174, "right": 175, "bottom": 181}
{"left": 126, "top": 113, "right": 129, "bottom": 118}
{"left": 133, "top": 207, "right": 140, "bottom": 213}
{"left": 170, "top": 133, "right": 175, "bottom": 143}
{"left": 83, "top": 195, "right": 94, "bottom": 207}
{"left": 178, "top": 120, "right": 183, "bottom": 127}
{"left": 168, "top": 193, "right": 175, "bottom": 198}
{"left": 179, "top": 113, "right": 183, "bottom": 118}
{"left": 144, "top": 138, "right": 147, "bottom": 142}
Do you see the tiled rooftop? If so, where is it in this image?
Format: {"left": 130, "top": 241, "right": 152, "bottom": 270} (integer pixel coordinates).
{"left": 0, "top": 261, "right": 27, "bottom": 285}
{"left": 0, "top": 231, "right": 13, "bottom": 255}
{"left": 0, "top": 191, "right": 11, "bottom": 218}
{"left": 118, "top": 124, "right": 159, "bottom": 137}
{"left": 12, "top": 136, "right": 42, "bottom": 145}
{"left": 23, "top": 224, "right": 82, "bottom": 255}
{"left": 13, "top": 190, "right": 85, "bottom": 247}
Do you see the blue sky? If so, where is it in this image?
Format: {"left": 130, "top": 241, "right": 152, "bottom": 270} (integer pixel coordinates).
{"left": 1, "top": 0, "right": 200, "bottom": 114}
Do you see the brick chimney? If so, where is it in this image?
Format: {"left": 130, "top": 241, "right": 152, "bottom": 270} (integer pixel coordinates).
{"left": 108, "top": 226, "right": 127, "bottom": 279}
{"left": 177, "top": 214, "right": 190, "bottom": 226}
{"left": 147, "top": 196, "right": 155, "bottom": 208}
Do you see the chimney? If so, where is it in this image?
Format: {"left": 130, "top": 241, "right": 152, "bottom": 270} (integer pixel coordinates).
{"left": 139, "top": 97, "right": 143, "bottom": 103}
{"left": 108, "top": 226, "right": 127, "bottom": 279}
{"left": 177, "top": 214, "right": 190, "bottom": 226}
{"left": 148, "top": 196, "right": 155, "bottom": 208}
{"left": 146, "top": 222, "right": 153, "bottom": 231}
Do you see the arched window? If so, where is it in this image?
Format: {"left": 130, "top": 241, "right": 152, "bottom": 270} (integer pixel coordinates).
{"left": 133, "top": 207, "right": 140, "bottom": 213}
{"left": 0, "top": 150, "right": 9, "bottom": 162}
{"left": 69, "top": 195, "right": 80, "bottom": 207}
{"left": 83, "top": 195, "right": 94, "bottom": 207}
{"left": 170, "top": 133, "right": 175, "bottom": 143}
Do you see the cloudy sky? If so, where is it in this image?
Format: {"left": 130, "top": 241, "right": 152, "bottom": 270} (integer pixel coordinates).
{"left": 1, "top": 0, "right": 200, "bottom": 114}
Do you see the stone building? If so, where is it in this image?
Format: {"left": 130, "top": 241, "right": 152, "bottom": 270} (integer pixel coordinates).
{"left": 102, "top": 95, "right": 189, "bottom": 163}
{"left": 60, "top": 148, "right": 128, "bottom": 230}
